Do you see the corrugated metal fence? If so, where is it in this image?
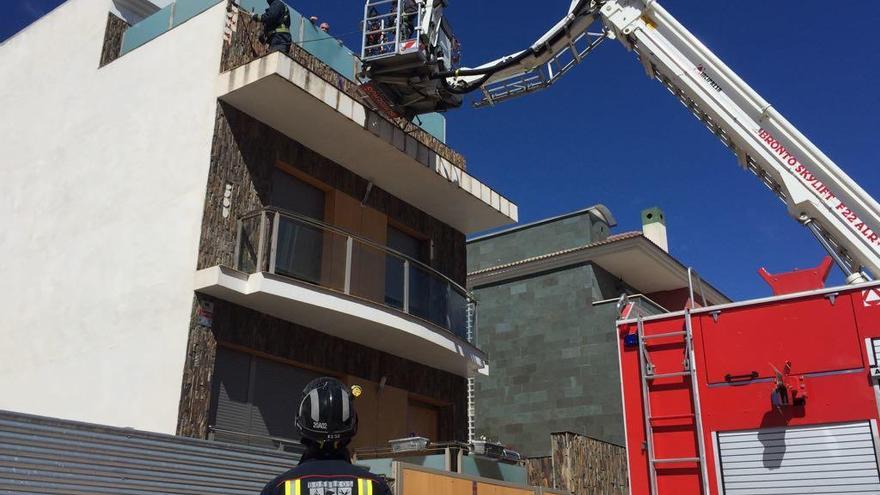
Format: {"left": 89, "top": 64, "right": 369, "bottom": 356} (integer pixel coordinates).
{"left": 0, "top": 410, "right": 302, "bottom": 494}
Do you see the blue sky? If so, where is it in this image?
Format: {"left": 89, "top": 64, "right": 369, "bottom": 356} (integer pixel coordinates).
{"left": 3, "top": 1, "right": 879, "bottom": 301}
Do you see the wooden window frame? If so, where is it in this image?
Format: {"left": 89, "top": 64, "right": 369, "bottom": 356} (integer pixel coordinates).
{"left": 387, "top": 220, "right": 432, "bottom": 263}
{"left": 274, "top": 161, "right": 334, "bottom": 222}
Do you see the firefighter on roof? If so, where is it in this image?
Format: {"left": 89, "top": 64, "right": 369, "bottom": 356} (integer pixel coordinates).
{"left": 260, "top": 378, "right": 391, "bottom": 495}
{"left": 256, "top": 0, "right": 292, "bottom": 54}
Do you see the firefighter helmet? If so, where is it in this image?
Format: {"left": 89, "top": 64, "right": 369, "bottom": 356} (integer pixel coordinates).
{"left": 296, "top": 377, "right": 358, "bottom": 443}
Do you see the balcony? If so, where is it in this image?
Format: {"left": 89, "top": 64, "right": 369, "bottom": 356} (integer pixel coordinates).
{"left": 216, "top": 4, "right": 517, "bottom": 234}
{"left": 195, "top": 209, "right": 486, "bottom": 377}
{"left": 218, "top": 50, "right": 516, "bottom": 233}
{"left": 113, "top": 0, "right": 517, "bottom": 233}
{"left": 117, "top": 0, "right": 446, "bottom": 141}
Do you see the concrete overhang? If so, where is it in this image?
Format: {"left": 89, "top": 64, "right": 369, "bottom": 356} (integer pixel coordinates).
{"left": 195, "top": 266, "right": 487, "bottom": 378}
{"left": 468, "top": 233, "right": 730, "bottom": 306}
{"left": 217, "top": 52, "right": 517, "bottom": 234}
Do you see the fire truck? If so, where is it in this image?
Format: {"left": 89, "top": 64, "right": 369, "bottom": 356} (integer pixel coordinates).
{"left": 359, "top": 1, "right": 880, "bottom": 493}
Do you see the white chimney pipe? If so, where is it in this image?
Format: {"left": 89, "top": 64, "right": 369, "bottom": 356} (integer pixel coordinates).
{"left": 642, "top": 207, "right": 668, "bottom": 253}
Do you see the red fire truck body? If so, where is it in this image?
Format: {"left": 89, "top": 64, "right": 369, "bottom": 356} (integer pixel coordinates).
{"left": 617, "top": 282, "right": 880, "bottom": 494}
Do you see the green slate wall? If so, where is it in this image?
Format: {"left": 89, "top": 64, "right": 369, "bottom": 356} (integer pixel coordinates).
{"left": 467, "top": 208, "right": 641, "bottom": 456}
{"left": 468, "top": 209, "right": 612, "bottom": 273}
{"left": 471, "top": 262, "right": 626, "bottom": 456}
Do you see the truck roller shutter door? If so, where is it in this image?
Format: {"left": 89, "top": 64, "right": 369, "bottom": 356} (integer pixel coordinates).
{"left": 717, "top": 421, "right": 880, "bottom": 494}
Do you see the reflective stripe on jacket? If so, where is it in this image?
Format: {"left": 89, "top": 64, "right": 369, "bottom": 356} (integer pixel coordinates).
{"left": 281, "top": 477, "right": 376, "bottom": 495}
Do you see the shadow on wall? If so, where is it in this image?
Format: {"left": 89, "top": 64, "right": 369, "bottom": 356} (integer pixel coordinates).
{"left": 758, "top": 406, "right": 805, "bottom": 470}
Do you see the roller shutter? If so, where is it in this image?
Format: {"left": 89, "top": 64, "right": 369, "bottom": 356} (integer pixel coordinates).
{"left": 717, "top": 421, "right": 880, "bottom": 494}
{"left": 210, "top": 348, "right": 322, "bottom": 450}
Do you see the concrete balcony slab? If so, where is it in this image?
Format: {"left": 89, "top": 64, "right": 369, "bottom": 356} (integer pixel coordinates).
{"left": 217, "top": 52, "right": 517, "bottom": 234}
{"left": 195, "top": 266, "right": 488, "bottom": 377}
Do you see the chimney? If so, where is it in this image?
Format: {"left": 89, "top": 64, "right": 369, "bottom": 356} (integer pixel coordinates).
{"left": 642, "top": 207, "right": 668, "bottom": 252}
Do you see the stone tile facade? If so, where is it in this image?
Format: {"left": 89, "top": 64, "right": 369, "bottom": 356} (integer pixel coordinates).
{"left": 526, "top": 432, "right": 628, "bottom": 495}
{"left": 99, "top": 13, "right": 127, "bottom": 67}
{"left": 177, "top": 101, "right": 468, "bottom": 441}
{"left": 177, "top": 295, "right": 466, "bottom": 442}
{"left": 198, "top": 102, "right": 467, "bottom": 283}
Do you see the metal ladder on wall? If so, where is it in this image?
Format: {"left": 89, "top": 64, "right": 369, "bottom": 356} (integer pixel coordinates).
{"left": 636, "top": 268, "right": 710, "bottom": 494}
{"left": 466, "top": 300, "right": 477, "bottom": 444}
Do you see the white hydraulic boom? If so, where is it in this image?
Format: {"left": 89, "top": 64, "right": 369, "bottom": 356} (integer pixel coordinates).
{"left": 434, "top": 0, "right": 880, "bottom": 282}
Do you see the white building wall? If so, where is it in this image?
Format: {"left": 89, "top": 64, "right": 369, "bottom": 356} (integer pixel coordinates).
{"left": 0, "top": 0, "right": 227, "bottom": 433}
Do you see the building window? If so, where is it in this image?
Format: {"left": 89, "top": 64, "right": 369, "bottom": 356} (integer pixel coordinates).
{"left": 209, "top": 347, "right": 323, "bottom": 451}
{"left": 386, "top": 225, "right": 453, "bottom": 329}
{"left": 385, "top": 225, "right": 428, "bottom": 311}
{"left": 271, "top": 169, "right": 326, "bottom": 285}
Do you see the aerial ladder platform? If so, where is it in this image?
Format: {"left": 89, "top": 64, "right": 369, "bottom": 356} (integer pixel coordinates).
{"left": 360, "top": 0, "right": 880, "bottom": 284}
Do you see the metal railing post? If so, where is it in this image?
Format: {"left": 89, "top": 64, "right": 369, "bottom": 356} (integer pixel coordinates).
{"left": 233, "top": 218, "right": 243, "bottom": 271}
{"left": 445, "top": 282, "right": 453, "bottom": 330}
{"left": 697, "top": 273, "right": 708, "bottom": 307}
{"left": 403, "top": 259, "right": 410, "bottom": 313}
{"left": 344, "top": 236, "right": 354, "bottom": 294}
{"left": 269, "top": 212, "right": 280, "bottom": 274}
{"left": 257, "top": 211, "right": 268, "bottom": 272}
{"left": 361, "top": 0, "right": 369, "bottom": 59}
{"left": 395, "top": 0, "right": 402, "bottom": 54}
{"left": 687, "top": 267, "right": 695, "bottom": 307}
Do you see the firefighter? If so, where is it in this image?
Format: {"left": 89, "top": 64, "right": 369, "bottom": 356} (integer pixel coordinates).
{"left": 256, "top": 0, "right": 292, "bottom": 54}
{"left": 401, "top": 0, "right": 418, "bottom": 40}
{"left": 386, "top": 0, "right": 417, "bottom": 44}
{"left": 259, "top": 377, "right": 392, "bottom": 495}
{"left": 365, "top": 6, "right": 382, "bottom": 56}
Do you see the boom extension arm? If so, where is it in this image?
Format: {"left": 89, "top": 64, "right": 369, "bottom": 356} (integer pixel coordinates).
{"left": 443, "top": 1, "right": 606, "bottom": 104}
{"left": 445, "top": 0, "right": 880, "bottom": 281}
{"left": 601, "top": 1, "right": 880, "bottom": 281}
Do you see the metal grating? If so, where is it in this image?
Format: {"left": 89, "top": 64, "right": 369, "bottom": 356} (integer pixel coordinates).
{"left": 0, "top": 409, "right": 302, "bottom": 494}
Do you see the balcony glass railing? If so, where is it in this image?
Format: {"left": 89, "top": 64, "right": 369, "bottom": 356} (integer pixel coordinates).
{"left": 118, "top": 0, "right": 447, "bottom": 142}
{"left": 121, "top": 0, "right": 218, "bottom": 55}
{"left": 235, "top": 208, "right": 475, "bottom": 341}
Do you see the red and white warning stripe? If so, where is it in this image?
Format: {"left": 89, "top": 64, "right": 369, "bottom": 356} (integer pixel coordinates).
{"left": 399, "top": 40, "right": 419, "bottom": 53}
{"left": 865, "top": 288, "right": 880, "bottom": 307}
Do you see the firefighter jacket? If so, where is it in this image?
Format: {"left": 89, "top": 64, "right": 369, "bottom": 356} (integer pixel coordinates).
{"left": 258, "top": 0, "right": 291, "bottom": 35}
{"left": 260, "top": 458, "right": 392, "bottom": 495}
